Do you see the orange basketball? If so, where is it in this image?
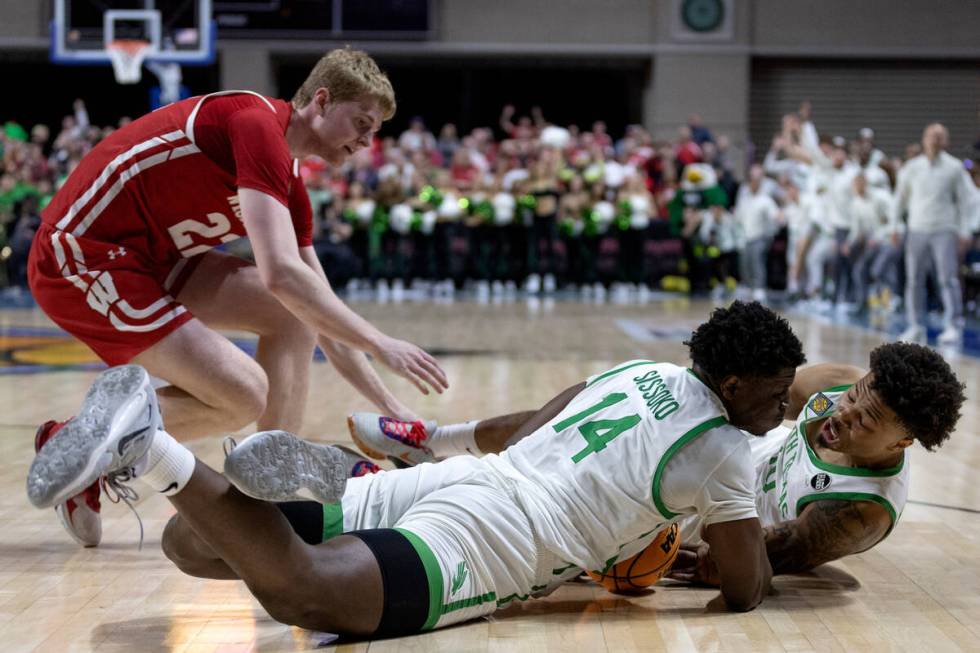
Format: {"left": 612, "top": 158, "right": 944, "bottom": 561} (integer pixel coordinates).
{"left": 588, "top": 523, "right": 680, "bottom": 593}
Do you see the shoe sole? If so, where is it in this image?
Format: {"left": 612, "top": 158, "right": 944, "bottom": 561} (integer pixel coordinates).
{"left": 347, "top": 415, "right": 388, "bottom": 461}
{"left": 223, "top": 430, "right": 348, "bottom": 503}
{"left": 26, "top": 365, "right": 154, "bottom": 509}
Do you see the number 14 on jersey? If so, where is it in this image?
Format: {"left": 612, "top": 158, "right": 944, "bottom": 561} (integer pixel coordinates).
{"left": 553, "top": 393, "right": 641, "bottom": 463}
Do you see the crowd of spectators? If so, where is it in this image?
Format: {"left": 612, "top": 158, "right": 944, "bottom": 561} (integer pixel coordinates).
{"left": 744, "top": 103, "right": 979, "bottom": 343}
{"left": 1, "top": 101, "right": 132, "bottom": 290}
{"left": 300, "top": 105, "right": 744, "bottom": 300}
{"left": 3, "top": 98, "right": 979, "bottom": 341}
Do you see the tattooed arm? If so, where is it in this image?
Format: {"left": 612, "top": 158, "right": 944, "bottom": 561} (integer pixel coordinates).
{"left": 670, "top": 499, "right": 892, "bottom": 583}
{"left": 763, "top": 499, "right": 892, "bottom": 574}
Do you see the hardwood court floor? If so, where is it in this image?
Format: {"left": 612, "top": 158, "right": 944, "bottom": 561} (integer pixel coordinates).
{"left": 1, "top": 297, "right": 978, "bottom": 653}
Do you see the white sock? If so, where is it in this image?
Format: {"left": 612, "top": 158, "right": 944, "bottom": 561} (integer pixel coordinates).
{"left": 137, "top": 429, "right": 196, "bottom": 496}
{"left": 426, "top": 420, "right": 482, "bottom": 458}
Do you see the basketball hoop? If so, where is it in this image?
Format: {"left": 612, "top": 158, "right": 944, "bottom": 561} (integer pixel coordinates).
{"left": 108, "top": 39, "right": 151, "bottom": 84}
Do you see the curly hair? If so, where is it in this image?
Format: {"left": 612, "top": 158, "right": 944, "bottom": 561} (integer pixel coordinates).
{"left": 684, "top": 301, "right": 805, "bottom": 380}
{"left": 869, "top": 343, "right": 964, "bottom": 450}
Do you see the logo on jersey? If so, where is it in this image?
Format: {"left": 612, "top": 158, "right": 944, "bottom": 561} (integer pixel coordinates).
{"left": 810, "top": 473, "right": 832, "bottom": 491}
{"left": 450, "top": 561, "right": 469, "bottom": 596}
{"left": 226, "top": 194, "right": 243, "bottom": 221}
{"left": 808, "top": 392, "right": 832, "bottom": 416}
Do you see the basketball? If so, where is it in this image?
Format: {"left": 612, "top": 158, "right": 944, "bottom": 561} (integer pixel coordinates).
{"left": 588, "top": 524, "right": 680, "bottom": 593}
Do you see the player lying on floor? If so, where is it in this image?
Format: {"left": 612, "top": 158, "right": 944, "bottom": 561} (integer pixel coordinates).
{"left": 28, "top": 302, "right": 805, "bottom": 637}
{"left": 349, "top": 340, "right": 964, "bottom": 581}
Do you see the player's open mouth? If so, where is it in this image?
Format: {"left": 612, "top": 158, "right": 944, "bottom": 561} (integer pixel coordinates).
{"left": 819, "top": 419, "right": 840, "bottom": 448}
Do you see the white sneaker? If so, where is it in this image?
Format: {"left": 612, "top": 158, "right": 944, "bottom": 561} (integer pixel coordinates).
{"left": 524, "top": 273, "right": 541, "bottom": 294}
{"left": 898, "top": 325, "right": 926, "bottom": 344}
{"left": 223, "top": 431, "right": 351, "bottom": 503}
{"left": 814, "top": 299, "right": 834, "bottom": 314}
{"left": 26, "top": 365, "right": 159, "bottom": 510}
{"left": 937, "top": 326, "right": 962, "bottom": 346}
{"left": 391, "top": 278, "right": 405, "bottom": 301}
{"left": 34, "top": 420, "right": 103, "bottom": 547}
{"left": 543, "top": 273, "right": 557, "bottom": 293}
{"left": 347, "top": 413, "right": 439, "bottom": 466}
{"left": 752, "top": 288, "right": 767, "bottom": 302}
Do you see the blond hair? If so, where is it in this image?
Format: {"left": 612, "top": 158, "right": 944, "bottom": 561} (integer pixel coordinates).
{"left": 292, "top": 47, "right": 396, "bottom": 120}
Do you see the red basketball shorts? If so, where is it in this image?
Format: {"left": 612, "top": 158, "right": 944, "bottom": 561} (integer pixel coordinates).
{"left": 27, "top": 223, "right": 202, "bottom": 365}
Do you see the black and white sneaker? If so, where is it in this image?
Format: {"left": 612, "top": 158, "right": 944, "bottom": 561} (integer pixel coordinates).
{"left": 223, "top": 430, "right": 351, "bottom": 503}
{"left": 26, "top": 365, "right": 159, "bottom": 510}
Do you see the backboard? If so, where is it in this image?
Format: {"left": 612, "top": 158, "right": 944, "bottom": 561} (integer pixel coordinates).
{"left": 50, "top": 0, "right": 216, "bottom": 67}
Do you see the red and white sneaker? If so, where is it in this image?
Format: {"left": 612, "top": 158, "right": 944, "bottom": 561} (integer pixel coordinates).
{"left": 335, "top": 445, "right": 383, "bottom": 477}
{"left": 34, "top": 420, "right": 102, "bottom": 547}
{"left": 347, "top": 413, "right": 438, "bottom": 466}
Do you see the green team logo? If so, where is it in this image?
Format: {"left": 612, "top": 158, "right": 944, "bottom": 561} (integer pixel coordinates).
{"left": 451, "top": 561, "right": 469, "bottom": 596}
{"left": 808, "top": 392, "right": 832, "bottom": 416}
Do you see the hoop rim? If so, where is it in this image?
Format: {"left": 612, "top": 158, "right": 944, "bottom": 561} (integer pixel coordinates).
{"left": 108, "top": 38, "right": 153, "bottom": 54}
{"left": 107, "top": 39, "right": 152, "bottom": 84}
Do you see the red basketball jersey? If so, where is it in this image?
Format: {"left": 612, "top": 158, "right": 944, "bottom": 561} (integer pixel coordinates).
{"left": 41, "top": 91, "right": 313, "bottom": 268}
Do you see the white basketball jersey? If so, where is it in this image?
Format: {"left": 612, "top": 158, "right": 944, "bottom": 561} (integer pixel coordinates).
{"left": 753, "top": 386, "right": 910, "bottom": 532}
{"left": 491, "top": 360, "right": 747, "bottom": 570}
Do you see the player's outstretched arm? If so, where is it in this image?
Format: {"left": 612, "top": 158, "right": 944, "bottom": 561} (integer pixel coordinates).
{"left": 702, "top": 517, "right": 772, "bottom": 612}
{"left": 669, "top": 499, "right": 892, "bottom": 584}
{"left": 240, "top": 188, "right": 447, "bottom": 395}
{"left": 300, "top": 246, "right": 422, "bottom": 418}
{"left": 499, "top": 382, "right": 586, "bottom": 449}
{"left": 785, "top": 363, "right": 865, "bottom": 420}
{"left": 763, "top": 499, "right": 891, "bottom": 575}
{"left": 317, "top": 337, "right": 421, "bottom": 420}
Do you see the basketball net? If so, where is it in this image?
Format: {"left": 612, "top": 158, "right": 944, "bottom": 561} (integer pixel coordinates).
{"left": 108, "top": 39, "right": 151, "bottom": 84}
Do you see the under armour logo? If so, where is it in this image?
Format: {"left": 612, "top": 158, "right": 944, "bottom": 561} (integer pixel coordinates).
{"left": 107, "top": 247, "right": 127, "bottom": 260}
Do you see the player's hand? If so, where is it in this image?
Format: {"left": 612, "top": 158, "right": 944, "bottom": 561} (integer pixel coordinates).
{"left": 666, "top": 543, "right": 721, "bottom": 587}
{"left": 375, "top": 337, "right": 448, "bottom": 395}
